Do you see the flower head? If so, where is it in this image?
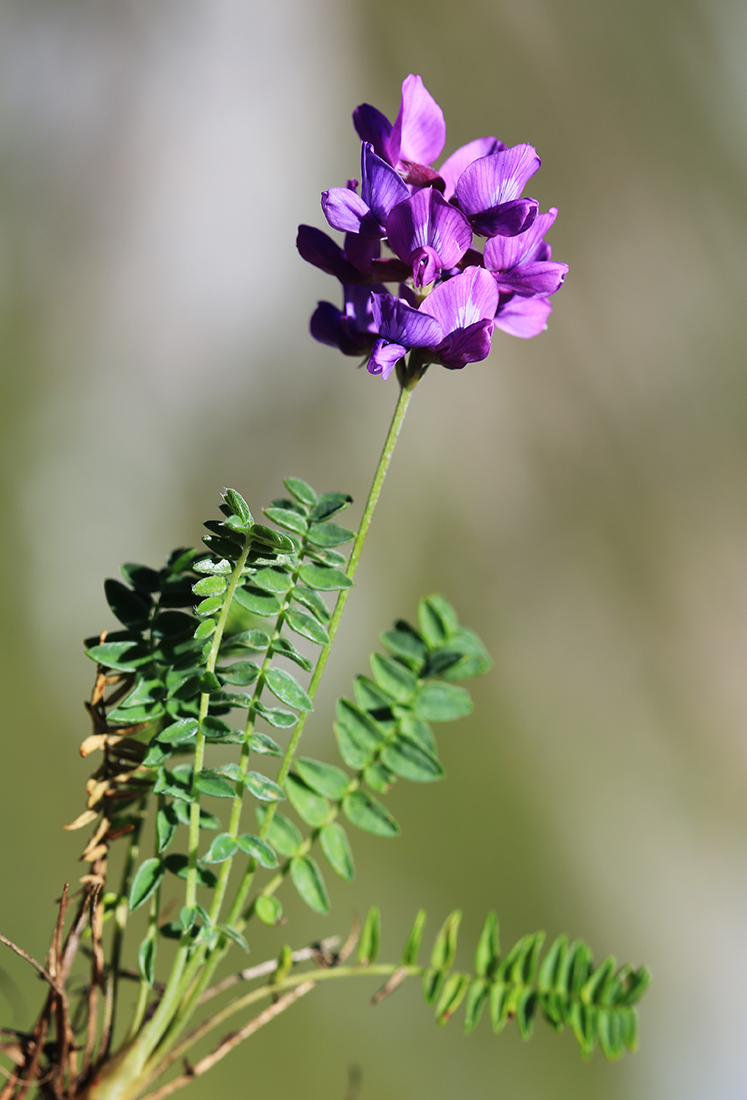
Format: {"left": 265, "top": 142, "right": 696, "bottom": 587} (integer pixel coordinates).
{"left": 298, "top": 75, "right": 567, "bottom": 380}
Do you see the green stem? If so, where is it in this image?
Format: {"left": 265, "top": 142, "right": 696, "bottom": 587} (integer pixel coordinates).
{"left": 231, "top": 381, "right": 415, "bottom": 924}
{"left": 146, "top": 963, "right": 421, "bottom": 1085}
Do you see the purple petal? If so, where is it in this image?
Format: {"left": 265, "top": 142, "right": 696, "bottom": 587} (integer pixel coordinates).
{"left": 386, "top": 189, "right": 472, "bottom": 281}
{"left": 456, "top": 144, "right": 541, "bottom": 215}
{"left": 409, "top": 246, "right": 441, "bottom": 289}
{"left": 321, "top": 188, "right": 376, "bottom": 235}
{"left": 371, "top": 292, "right": 444, "bottom": 347}
{"left": 296, "top": 225, "right": 366, "bottom": 285}
{"left": 469, "top": 198, "right": 539, "bottom": 238}
{"left": 439, "top": 136, "right": 505, "bottom": 200}
{"left": 388, "top": 74, "right": 446, "bottom": 168}
{"left": 353, "top": 103, "right": 393, "bottom": 163}
{"left": 494, "top": 295, "right": 553, "bottom": 338}
{"left": 344, "top": 232, "right": 379, "bottom": 273}
{"left": 491, "top": 261, "right": 568, "bottom": 297}
{"left": 361, "top": 143, "right": 410, "bottom": 225}
{"left": 420, "top": 267, "right": 499, "bottom": 332}
{"left": 437, "top": 319, "right": 495, "bottom": 369}
{"left": 310, "top": 300, "right": 376, "bottom": 357}
{"left": 367, "top": 339, "right": 407, "bottom": 379}
{"left": 483, "top": 208, "right": 558, "bottom": 270}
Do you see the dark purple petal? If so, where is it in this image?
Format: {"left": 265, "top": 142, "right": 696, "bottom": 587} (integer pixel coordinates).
{"left": 321, "top": 188, "right": 378, "bottom": 235}
{"left": 439, "top": 136, "right": 505, "bottom": 200}
{"left": 297, "top": 225, "right": 367, "bottom": 284}
{"left": 398, "top": 162, "right": 445, "bottom": 189}
{"left": 455, "top": 144, "right": 541, "bottom": 215}
{"left": 386, "top": 189, "right": 472, "bottom": 284}
{"left": 437, "top": 319, "right": 495, "bottom": 369}
{"left": 494, "top": 295, "right": 553, "bottom": 338}
{"left": 367, "top": 338, "right": 408, "bottom": 380}
{"left": 420, "top": 266, "right": 499, "bottom": 332}
{"left": 360, "top": 143, "right": 409, "bottom": 224}
{"left": 469, "top": 198, "right": 539, "bottom": 238}
{"left": 369, "top": 256, "right": 413, "bottom": 283}
{"left": 388, "top": 75, "right": 446, "bottom": 168}
{"left": 483, "top": 208, "right": 558, "bottom": 270}
{"left": 491, "top": 261, "right": 568, "bottom": 297}
{"left": 344, "top": 232, "right": 379, "bottom": 273}
{"left": 371, "top": 293, "right": 444, "bottom": 347}
{"left": 353, "top": 103, "right": 393, "bottom": 163}
{"left": 310, "top": 300, "right": 376, "bottom": 356}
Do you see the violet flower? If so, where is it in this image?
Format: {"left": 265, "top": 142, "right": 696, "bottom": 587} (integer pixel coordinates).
{"left": 353, "top": 74, "right": 446, "bottom": 186}
{"left": 484, "top": 208, "right": 568, "bottom": 297}
{"left": 438, "top": 136, "right": 505, "bottom": 200}
{"left": 321, "top": 143, "right": 409, "bottom": 240}
{"left": 367, "top": 266, "right": 499, "bottom": 378}
{"left": 385, "top": 187, "right": 473, "bottom": 287}
{"left": 455, "top": 144, "right": 541, "bottom": 237}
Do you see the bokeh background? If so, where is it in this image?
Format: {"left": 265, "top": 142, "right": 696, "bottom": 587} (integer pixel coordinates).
{"left": 1, "top": 1, "right": 745, "bottom": 1098}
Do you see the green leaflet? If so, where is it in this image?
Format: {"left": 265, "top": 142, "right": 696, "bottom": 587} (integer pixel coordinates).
{"left": 203, "top": 833, "right": 239, "bottom": 863}
{"left": 129, "top": 859, "right": 163, "bottom": 911}
{"left": 381, "top": 735, "right": 444, "bottom": 783}
{"left": 357, "top": 906, "right": 381, "bottom": 964}
{"left": 295, "top": 757, "right": 350, "bottom": 800}
{"left": 256, "top": 808, "right": 302, "bottom": 858}
{"left": 138, "top": 938, "right": 157, "bottom": 987}
{"left": 194, "top": 770, "right": 236, "bottom": 799}
{"left": 299, "top": 562, "right": 353, "bottom": 591}
{"left": 285, "top": 774, "right": 330, "bottom": 827}
{"left": 236, "top": 833, "right": 278, "bottom": 868}
{"left": 307, "top": 522, "right": 354, "bottom": 548}
{"left": 285, "top": 609, "right": 330, "bottom": 646}
{"left": 342, "top": 790, "right": 400, "bottom": 837}
{"left": 319, "top": 822, "right": 355, "bottom": 881}
{"left": 233, "top": 586, "right": 282, "bottom": 618}
{"left": 414, "top": 682, "right": 473, "bottom": 722}
{"left": 265, "top": 667, "right": 312, "bottom": 712}
{"left": 255, "top": 894, "right": 283, "bottom": 926}
{"left": 290, "top": 856, "right": 330, "bottom": 914}
{"left": 284, "top": 477, "right": 317, "bottom": 506}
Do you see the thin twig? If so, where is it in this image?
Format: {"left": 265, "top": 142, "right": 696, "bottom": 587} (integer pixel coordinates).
{"left": 140, "top": 983, "right": 316, "bottom": 1100}
{"left": 0, "top": 935, "right": 61, "bottom": 995}
{"left": 198, "top": 937, "right": 340, "bottom": 1004}
{"left": 370, "top": 966, "right": 408, "bottom": 1006}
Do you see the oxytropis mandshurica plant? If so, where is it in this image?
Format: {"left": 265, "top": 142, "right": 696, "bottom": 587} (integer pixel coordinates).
{"left": 0, "top": 75, "right": 648, "bottom": 1100}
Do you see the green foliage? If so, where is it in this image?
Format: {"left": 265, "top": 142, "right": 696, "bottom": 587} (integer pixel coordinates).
{"left": 388, "top": 909, "right": 650, "bottom": 1058}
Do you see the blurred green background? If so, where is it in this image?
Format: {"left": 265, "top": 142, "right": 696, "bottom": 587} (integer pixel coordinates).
{"left": 0, "top": 0, "right": 745, "bottom": 1097}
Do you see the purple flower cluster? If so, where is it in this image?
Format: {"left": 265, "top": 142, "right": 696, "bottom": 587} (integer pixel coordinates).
{"left": 298, "top": 75, "right": 567, "bottom": 383}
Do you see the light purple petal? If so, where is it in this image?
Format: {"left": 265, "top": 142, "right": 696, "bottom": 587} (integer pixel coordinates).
{"left": 353, "top": 103, "right": 393, "bottom": 163}
{"left": 385, "top": 189, "right": 472, "bottom": 280}
{"left": 494, "top": 295, "right": 552, "bottom": 338}
{"left": 484, "top": 207, "right": 558, "bottom": 270}
{"left": 361, "top": 143, "right": 410, "bottom": 224}
{"left": 388, "top": 74, "right": 446, "bottom": 168}
{"left": 322, "top": 188, "right": 374, "bottom": 234}
{"left": 455, "top": 144, "right": 541, "bottom": 214}
{"left": 371, "top": 292, "right": 444, "bottom": 347}
{"left": 420, "top": 267, "right": 499, "bottom": 332}
{"left": 491, "top": 261, "right": 568, "bottom": 297}
{"left": 367, "top": 339, "right": 407, "bottom": 379}
{"left": 437, "top": 319, "right": 495, "bottom": 369}
{"left": 439, "top": 137, "right": 504, "bottom": 200}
